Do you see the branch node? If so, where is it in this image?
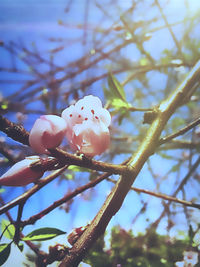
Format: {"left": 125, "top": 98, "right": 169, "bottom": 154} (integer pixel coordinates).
{"left": 143, "top": 109, "right": 158, "bottom": 124}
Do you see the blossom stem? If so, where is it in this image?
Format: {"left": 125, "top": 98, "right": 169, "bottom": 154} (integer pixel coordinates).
{"left": 48, "top": 148, "right": 131, "bottom": 175}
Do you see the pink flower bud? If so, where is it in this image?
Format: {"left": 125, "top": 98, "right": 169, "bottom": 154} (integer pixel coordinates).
{"left": 29, "top": 115, "right": 67, "bottom": 154}
{"left": 0, "top": 157, "right": 44, "bottom": 186}
{"left": 62, "top": 95, "right": 111, "bottom": 156}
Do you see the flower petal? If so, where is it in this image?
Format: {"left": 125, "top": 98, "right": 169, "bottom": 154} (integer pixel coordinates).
{"left": 62, "top": 95, "right": 111, "bottom": 156}
{"left": 73, "top": 120, "right": 110, "bottom": 156}
{"left": 29, "top": 115, "right": 67, "bottom": 154}
{"left": 75, "top": 95, "right": 102, "bottom": 110}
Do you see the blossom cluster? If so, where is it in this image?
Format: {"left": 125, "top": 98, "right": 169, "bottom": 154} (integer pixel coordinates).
{"left": 29, "top": 95, "right": 111, "bottom": 157}
{"left": 0, "top": 95, "right": 111, "bottom": 186}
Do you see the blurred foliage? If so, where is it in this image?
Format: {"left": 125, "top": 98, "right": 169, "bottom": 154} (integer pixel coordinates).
{"left": 85, "top": 226, "right": 199, "bottom": 267}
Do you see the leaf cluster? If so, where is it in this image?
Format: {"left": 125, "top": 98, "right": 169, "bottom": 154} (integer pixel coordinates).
{"left": 85, "top": 226, "right": 199, "bottom": 267}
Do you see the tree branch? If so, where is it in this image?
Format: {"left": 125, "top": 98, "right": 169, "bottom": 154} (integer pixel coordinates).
{"left": 59, "top": 60, "right": 200, "bottom": 266}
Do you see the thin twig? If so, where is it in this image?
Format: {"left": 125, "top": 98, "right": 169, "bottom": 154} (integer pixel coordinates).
{"left": 159, "top": 117, "right": 200, "bottom": 145}
{"left": 159, "top": 140, "right": 200, "bottom": 150}
{"left": 154, "top": 0, "right": 184, "bottom": 60}
{"left": 14, "top": 201, "right": 26, "bottom": 244}
{"left": 107, "top": 177, "right": 200, "bottom": 209}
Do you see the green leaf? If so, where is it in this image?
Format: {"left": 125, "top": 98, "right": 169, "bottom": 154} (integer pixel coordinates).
{"left": 139, "top": 57, "right": 149, "bottom": 66}
{"left": 0, "top": 243, "right": 11, "bottom": 266}
{"left": 107, "top": 73, "right": 126, "bottom": 101}
{"left": 103, "top": 86, "right": 112, "bottom": 101}
{"left": 68, "top": 165, "right": 91, "bottom": 173}
{"left": 169, "top": 164, "right": 179, "bottom": 173}
{"left": 112, "top": 98, "right": 131, "bottom": 109}
{"left": 160, "top": 258, "right": 167, "bottom": 264}
{"left": 1, "top": 101, "right": 9, "bottom": 110}
{"left": 105, "top": 74, "right": 132, "bottom": 114}
{"left": 22, "top": 227, "right": 66, "bottom": 241}
{"left": 64, "top": 173, "right": 74, "bottom": 180}
{"left": 1, "top": 219, "right": 15, "bottom": 239}
{"left": 0, "top": 188, "right": 5, "bottom": 193}
{"left": 158, "top": 152, "right": 174, "bottom": 160}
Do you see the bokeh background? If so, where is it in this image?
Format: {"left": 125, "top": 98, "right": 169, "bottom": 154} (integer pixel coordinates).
{"left": 0, "top": 0, "right": 200, "bottom": 266}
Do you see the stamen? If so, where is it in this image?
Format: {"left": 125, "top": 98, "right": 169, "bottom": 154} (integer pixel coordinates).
{"left": 91, "top": 109, "right": 95, "bottom": 114}
{"left": 95, "top": 116, "right": 99, "bottom": 119}
{"left": 81, "top": 106, "right": 84, "bottom": 110}
{"left": 85, "top": 118, "right": 88, "bottom": 120}
{"left": 70, "top": 114, "right": 72, "bottom": 117}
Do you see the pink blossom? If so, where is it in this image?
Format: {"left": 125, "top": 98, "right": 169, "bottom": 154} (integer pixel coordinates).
{"left": 29, "top": 115, "right": 67, "bottom": 154}
{"left": 0, "top": 157, "right": 44, "bottom": 186}
{"left": 175, "top": 251, "right": 199, "bottom": 267}
{"left": 183, "top": 251, "right": 198, "bottom": 266}
{"left": 62, "top": 95, "right": 111, "bottom": 156}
